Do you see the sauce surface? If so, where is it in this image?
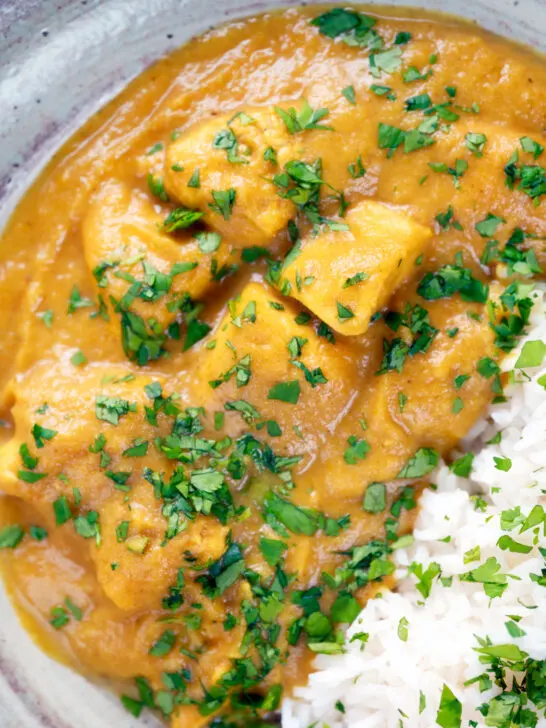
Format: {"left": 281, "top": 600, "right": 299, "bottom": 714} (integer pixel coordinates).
{"left": 1, "top": 5, "right": 545, "bottom": 726}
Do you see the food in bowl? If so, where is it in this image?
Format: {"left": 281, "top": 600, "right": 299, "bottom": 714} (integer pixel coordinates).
{"left": 0, "top": 5, "right": 545, "bottom": 727}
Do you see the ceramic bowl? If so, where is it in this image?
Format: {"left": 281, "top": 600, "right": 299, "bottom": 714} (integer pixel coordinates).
{"left": 1, "top": 1, "right": 546, "bottom": 725}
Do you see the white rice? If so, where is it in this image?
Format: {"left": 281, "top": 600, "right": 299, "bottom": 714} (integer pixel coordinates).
{"left": 283, "top": 286, "right": 546, "bottom": 728}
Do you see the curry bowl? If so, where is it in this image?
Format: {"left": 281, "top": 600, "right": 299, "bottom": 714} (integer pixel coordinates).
{"left": 1, "top": 2, "right": 546, "bottom": 728}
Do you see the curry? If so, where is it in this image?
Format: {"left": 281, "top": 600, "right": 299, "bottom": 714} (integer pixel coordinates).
{"left": 0, "top": 5, "right": 545, "bottom": 726}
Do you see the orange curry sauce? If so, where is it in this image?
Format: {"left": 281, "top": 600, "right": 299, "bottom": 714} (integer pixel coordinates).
{"left": 1, "top": 5, "right": 545, "bottom": 726}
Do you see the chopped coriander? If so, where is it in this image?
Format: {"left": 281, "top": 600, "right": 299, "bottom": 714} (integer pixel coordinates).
{"left": 267, "top": 380, "right": 301, "bottom": 404}
{"left": 147, "top": 174, "right": 168, "bottom": 202}
{"left": 417, "top": 264, "right": 488, "bottom": 304}
{"left": 342, "top": 85, "right": 356, "bottom": 105}
{"left": 465, "top": 132, "right": 487, "bottom": 156}
{"left": 436, "top": 684, "right": 462, "bottom": 728}
{"left": 450, "top": 452, "right": 474, "bottom": 478}
{"left": 494, "top": 456, "right": 512, "bottom": 472}
{"left": 53, "top": 496, "right": 71, "bottom": 526}
{"left": 275, "top": 99, "right": 332, "bottom": 134}
{"left": 371, "top": 84, "right": 396, "bottom": 100}
{"left": 475, "top": 213, "right": 505, "bottom": 238}
{"left": 187, "top": 168, "right": 200, "bottom": 188}
{"left": 209, "top": 188, "right": 236, "bottom": 220}
{"left": 70, "top": 349, "right": 87, "bottom": 367}
{"left": 183, "top": 319, "right": 211, "bottom": 351}
{"left": 0, "top": 525, "right": 24, "bottom": 549}
{"left": 149, "top": 630, "right": 176, "bottom": 657}
{"left": 336, "top": 301, "right": 355, "bottom": 321}
{"left": 515, "top": 339, "right": 546, "bottom": 368}
{"left": 95, "top": 396, "right": 134, "bottom": 426}
{"left": 520, "top": 135, "right": 544, "bottom": 159}
{"left": 18, "top": 526, "right": 43, "bottom": 547}
{"left": 348, "top": 155, "right": 366, "bottom": 179}
{"left": 18, "top": 469, "right": 47, "bottom": 483}
{"left": 343, "top": 271, "right": 369, "bottom": 288}
{"left": 344, "top": 436, "right": 370, "bottom": 464}
{"left": 397, "top": 448, "right": 439, "bottom": 478}
{"left": 362, "top": 482, "right": 386, "bottom": 513}
{"left": 163, "top": 207, "right": 203, "bottom": 232}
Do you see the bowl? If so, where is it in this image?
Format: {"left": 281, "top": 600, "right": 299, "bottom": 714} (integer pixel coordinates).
{"left": 1, "top": 1, "right": 546, "bottom": 725}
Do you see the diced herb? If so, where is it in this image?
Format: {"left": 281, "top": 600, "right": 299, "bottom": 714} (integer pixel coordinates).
{"left": 95, "top": 396, "right": 134, "bottom": 425}
{"left": 344, "top": 436, "right": 370, "bottom": 465}
{"left": 417, "top": 264, "right": 488, "bottom": 304}
{"left": 267, "top": 380, "right": 300, "bottom": 404}
{"left": 515, "top": 339, "right": 546, "bottom": 368}
{"left": 275, "top": 99, "right": 332, "bottom": 134}
{"left": 147, "top": 174, "right": 168, "bottom": 202}
{"left": 436, "top": 684, "right": 462, "bottom": 728}
{"left": 397, "top": 448, "right": 439, "bottom": 478}
{"left": 209, "top": 189, "right": 236, "bottom": 220}
{"left": 363, "top": 482, "right": 386, "bottom": 513}
{"left": 0, "top": 525, "right": 24, "bottom": 549}
{"left": 475, "top": 213, "right": 505, "bottom": 238}
{"left": 53, "top": 496, "right": 71, "bottom": 526}
{"left": 465, "top": 132, "right": 487, "bottom": 157}
{"left": 342, "top": 85, "right": 356, "bottom": 105}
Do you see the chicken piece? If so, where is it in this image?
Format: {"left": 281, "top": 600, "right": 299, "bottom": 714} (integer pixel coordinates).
{"left": 378, "top": 120, "right": 546, "bottom": 271}
{"left": 82, "top": 179, "right": 232, "bottom": 338}
{"left": 92, "top": 486, "right": 228, "bottom": 611}
{"left": 281, "top": 201, "right": 432, "bottom": 336}
{"left": 317, "top": 295, "right": 499, "bottom": 505}
{"left": 368, "top": 298, "right": 499, "bottom": 452}
{"left": 195, "top": 281, "right": 359, "bottom": 458}
{"left": 0, "top": 359, "right": 168, "bottom": 510}
{"left": 164, "top": 108, "right": 296, "bottom": 247}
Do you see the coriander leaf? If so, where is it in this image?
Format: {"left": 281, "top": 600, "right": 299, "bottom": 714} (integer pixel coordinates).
{"left": 362, "top": 482, "right": 386, "bottom": 513}
{"left": 147, "top": 174, "right": 168, "bottom": 202}
{"left": 0, "top": 525, "right": 24, "bottom": 549}
{"left": 417, "top": 264, "right": 488, "bottom": 304}
{"left": 337, "top": 301, "right": 355, "bottom": 321}
{"left": 331, "top": 593, "right": 361, "bottom": 623}
{"left": 163, "top": 207, "right": 203, "bottom": 232}
{"left": 259, "top": 537, "right": 287, "bottom": 567}
{"left": 436, "top": 684, "right": 462, "bottom": 728}
{"left": 183, "top": 319, "right": 211, "bottom": 351}
{"left": 311, "top": 7, "right": 376, "bottom": 40}
{"left": 465, "top": 132, "right": 487, "bottom": 156}
{"left": 149, "top": 630, "right": 176, "bottom": 657}
{"left": 95, "top": 396, "right": 133, "bottom": 426}
{"left": 267, "top": 380, "right": 300, "bottom": 404}
{"left": 209, "top": 188, "right": 236, "bottom": 220}
{"left": 521, "top": 135, "right": 544, "bottom": 159}
{"left": 264, "top": 492, "right": 317, "bottom": 536}
{"left": 31, "top": 424, "right": 57, "bottom": 449}
{"left": 275, "top": 99, "right": 332, "bottom": 134}
{"left": 344, "top": 436, "right": 370, "bottom": 465}
{"left": 515, "top": 339, "right": 546, "bottom": 368}
{"left": 342, "top": 85, "right": 356, "bottom": 105}
{"left": 450, "top": 452, "right": 474, "bottom": 478}
{"left": 397, "top": 448, "right": 439, "bottom": 478}
{"left": 475, "top": 213, "right": 505, "bottom": 238}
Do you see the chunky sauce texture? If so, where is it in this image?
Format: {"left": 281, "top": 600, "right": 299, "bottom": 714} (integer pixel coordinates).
{"left": 1, "top": 5, "right": 546, "bottom": 726}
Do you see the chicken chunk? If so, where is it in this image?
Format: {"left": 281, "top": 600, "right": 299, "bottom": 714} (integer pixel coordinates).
{"left": 195, "top": 281, "right": 359, "bottom": 456}
{"left": 378, "top": 120, "right": 546, "bottom": 271}
{"left": 281, "top": 201, "right": 432, "bottom": 336}
{"left": 0, "top": 360, "right": 168, "bottom": 509}
{"left": 164, "top": 108, "right": 296, "bottom": 247}
{"left": 82, "top": 179, "right": 232, "bottom": 347}
{"left": 92, "top": 486, "right": 228, "bottom": 611}
{"left": 317, "top": 295, "right": 499, "bottom": 505}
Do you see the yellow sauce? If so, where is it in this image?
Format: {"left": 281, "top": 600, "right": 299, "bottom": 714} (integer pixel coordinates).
{"left": 1, "top": 5, "right": 545, "bottom": 725}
